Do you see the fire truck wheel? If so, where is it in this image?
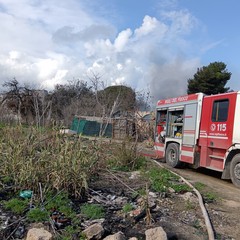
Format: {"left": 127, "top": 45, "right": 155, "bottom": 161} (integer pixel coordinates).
{"left": 230, "top": 154, "right": 240, "bottom": 187}
{"left": 166, "top": 143, "right": 181, "bottom": 168}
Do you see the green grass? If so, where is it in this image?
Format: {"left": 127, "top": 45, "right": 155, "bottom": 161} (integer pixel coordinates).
{"left": 193, "top": 182, "right": 218, "bottom": 203}
{"left": 3, "top": 198, "right": 28, "bottom": 214}
{"left": 203, "top": 192, "right": 218, "bottom": 203}
{"left": 80, "top": 203, "right": 105, "bottom": 219}
{"left": 45, "top": 191, "right": 73, "bottom": 215}
{"left": 56, "top": 226, "right": 85, "bottom": 240}
{"left": 147, "top": 168, "right": 191, "bottom": 193}
{"left": 122, "top": 203, "right": 133, "bottom": 213}
{"left": 171, "top": 184, "right": 191, "bottom": 193}
{"left": 194, "top": 182, "right": 206, "bottom": 191}
{"left": 27, "top": 208, "right": 49, "bottom": 222}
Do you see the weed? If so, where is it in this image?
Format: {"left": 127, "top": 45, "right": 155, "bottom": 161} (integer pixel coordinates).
{"left": 131, "top": 191, "right": 140, "bottom": 199}
{"left": 185, "top": 199, "right": 196, "bottom": 210}
{"left": 45, "top": 191, "right": 73, "bottom": 215}
{"left": 194, "top": 182, "right": 206, "bottom": 191}
{"left": 148, "top": 168, "right": 179, "bottom": 192}
{"left": 215, "top": 233, "right": 223, "bottom": 240}
{"left": 122, "top": 203, "right": 133, "bottom": 213}
{"left": 79, "top": 232, "right": 87, "bottom": 240}
{"left": 193, "top": 219, "right": 201, "bottom": 229}
{"left": 56, "top": 225, "right": 83, "bottom": 240}
{"left": 134, "top": 156, "right": 147, "bottom": 170}
{"left": 194, "top": 183, "right": 217, "bottom": 203}
{"left": 27, "top": 208, "right": 49, "bottom": 222}
{"left": 171, "top": 184, "right": 191, "bottom": 193}
{"left": 81, "top": 203, "right": 105, "bottom": 219}
{"left": 203, "top": 192, "right": 218, "bottom": 203}
{"left": 147, "top": 167, "right": 192, "bottom": 193}
{"left": 3, "top": 198, "right": 28, "bottom": 214}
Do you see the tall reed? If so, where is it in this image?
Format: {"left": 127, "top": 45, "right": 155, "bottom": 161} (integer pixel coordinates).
{"left": 0, "top": 126, "right": 100, "bottom": 197}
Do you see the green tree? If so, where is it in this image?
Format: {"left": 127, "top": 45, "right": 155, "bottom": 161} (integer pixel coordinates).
{"left": 99, "top": 85, "right": 136, "bottom": 115}
{"left": 187, "top": 62, "right": 231, "bottom": 95}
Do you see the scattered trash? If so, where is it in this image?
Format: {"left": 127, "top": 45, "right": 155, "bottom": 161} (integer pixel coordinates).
{"left": 20, "top": 190, "right": 33, "bottom": 199}
{"left": 50, "top": 209, "right": 71, "bottom": 229}
{"left": 13, "top": 225, "right": 25, "bottom": 239}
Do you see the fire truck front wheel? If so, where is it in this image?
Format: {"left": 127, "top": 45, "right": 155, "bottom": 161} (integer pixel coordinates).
{"left": 230, "top": 154, "right": 240, "bottom": 188}
{"left": 166, "top": 143, "right": 182, "bottom": 168}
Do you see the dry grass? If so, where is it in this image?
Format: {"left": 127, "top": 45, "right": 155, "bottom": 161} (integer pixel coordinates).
{"left": 0, "top": 126, "right": 100, "bottom": 197}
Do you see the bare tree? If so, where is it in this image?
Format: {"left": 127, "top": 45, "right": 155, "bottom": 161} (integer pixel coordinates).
{"left": 2, "top": 79, "right": 52, "bottom": 127}
{"left": 32, "top": 90, "right": 52, "bottom": 128}
{"left": 2, "top": 78, "right": 25, "bottom": 124}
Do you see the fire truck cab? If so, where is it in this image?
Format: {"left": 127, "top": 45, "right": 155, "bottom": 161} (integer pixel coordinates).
{"left": 154, "top": 91, "right": 240, "bottom": 187}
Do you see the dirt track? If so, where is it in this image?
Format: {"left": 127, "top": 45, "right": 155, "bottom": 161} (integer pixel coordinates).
{"left": 151, "top": 159, "right": 240, "bottom": 239}
{"left": 160, "top": 162, "right": 240, "bottom": 202}
{"left": 140, "top": 145, "right": 240, "bottom": 201}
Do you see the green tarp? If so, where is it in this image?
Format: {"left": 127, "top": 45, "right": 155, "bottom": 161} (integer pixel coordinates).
{"left": 71, "top": 117, "right": 112, "bottom": 137}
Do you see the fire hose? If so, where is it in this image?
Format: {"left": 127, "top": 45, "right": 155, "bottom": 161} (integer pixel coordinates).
{"left": 152, "top": 159, "right": 215, "bottom": 240}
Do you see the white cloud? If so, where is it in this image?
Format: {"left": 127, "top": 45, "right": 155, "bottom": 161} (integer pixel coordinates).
{"left": 9, "top": 51, "right": 21, "bottom": 60}
{"left": 0, "top": 0, "right": 206, "bottom": 99}
{"left": 135, "top": 15, "right": 159, "bottom": 37}
{"left": 117, "top": 64, "right": 123, "bottom": 70}
{"left": 157, "top": 0, "right": 178, "bottom": 9}
{"left": 41, "top": 69, "right": 68, "bottom": 89}
{"left": 114, "top": 28, "right": 132, "bottom": 52}
{"left": 161, "top": 10, "right": 198, "bottom": 36}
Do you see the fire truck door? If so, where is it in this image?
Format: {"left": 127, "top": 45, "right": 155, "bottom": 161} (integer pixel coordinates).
{"left": 199, "top": 94, "right": 235, "bottom": 170}
{"left": 179, "top": 103, "right": 198, "bottom": 164}
{"left": 182, "top": 103, "right": 197, "bottom": 146}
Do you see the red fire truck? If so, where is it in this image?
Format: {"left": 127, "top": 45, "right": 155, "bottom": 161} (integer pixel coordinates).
{"left": 154, "top": 91, "right": 240, "bottom": 187}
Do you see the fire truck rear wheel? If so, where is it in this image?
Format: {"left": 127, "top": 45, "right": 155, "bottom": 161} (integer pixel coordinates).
{"left": 166, "top": 143, "right": 181, "bottom": 168}
{"left": 230, "top": 154, "right": 240, "bottom": 188}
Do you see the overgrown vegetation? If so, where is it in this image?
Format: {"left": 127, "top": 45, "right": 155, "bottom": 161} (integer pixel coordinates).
{"left": 0, "top": 126, "right": 102, "bottom": 197}
{"left": 0, "top": 125, "right": 214, "bottom": 239}
{"left": 108, "top": 140, "right": 147, "bottom": 171}
{"left": 0, "top": 78, "right": 149, "bottom": 127}
{"left": 0, "top": 127, "right": 150, "bottom": 239}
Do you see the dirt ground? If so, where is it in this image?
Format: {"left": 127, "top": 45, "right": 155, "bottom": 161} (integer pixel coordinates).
{"left": 89, "top": 156, "right": 240, "bottom": 240}
{"left": 165, "top": 163, "right": 240, "bottom": 239}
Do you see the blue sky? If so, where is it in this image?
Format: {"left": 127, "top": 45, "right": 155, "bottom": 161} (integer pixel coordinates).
{"left": 0, "top": 0, "right": 239, "bottom": 101}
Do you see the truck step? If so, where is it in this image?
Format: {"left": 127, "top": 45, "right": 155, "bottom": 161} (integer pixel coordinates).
{"left": 209, "top": 155, "right": 224, "bottom": 160}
